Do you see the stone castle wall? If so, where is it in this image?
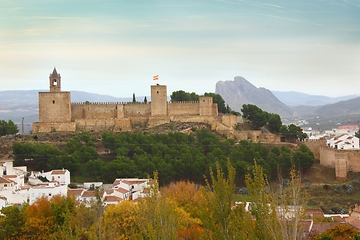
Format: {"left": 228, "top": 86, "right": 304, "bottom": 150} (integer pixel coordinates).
{"left": 221, "top": 115, "right": 237, "bottom": 128}
{"left": 303, "top": 140, "right": 360, "bottom": 181}
{"left": 71, "top": 103, "right": 119, "bottom": 119}
{"left": 32, "top": 122, "right": 76, "bottom": 133}
{"left": 168, "top": 102, "right": 199, "bottom": 116}
{"left": 124, "top": 103, "right": 151, "bottom": 118}
{"left": 304, "top": 139, "right": 325, "bottom": 160}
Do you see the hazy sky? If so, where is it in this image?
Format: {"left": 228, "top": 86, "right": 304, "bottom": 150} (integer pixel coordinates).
{"left": 1, "top": 0, "right": 359, "bottom": 98}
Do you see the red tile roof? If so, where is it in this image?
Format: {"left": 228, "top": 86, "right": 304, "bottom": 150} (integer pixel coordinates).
{"left": 338, "top": 125, "right": 359, "bottom": 130}
{"left": 122, "top": 179, "right": 146, "bottom": 185}
{"left": 311, "top": 222, "right": 345, "bottom": 235}
{"left": 81, "top": 190, "right": 97, "bottom": 198}
{"left": 115, "top": 187, "right": 129, "bottom": 194}
{"left": 104, "top": 196, "right": 121, "bottom": 202}
{"left": 51, "top": 170, "right": 67, "bottom": 175}
{"left": 68, "top": 189, "right": 84, "bottom": 197}
{"left": 0, "top": 177, "right": 13, "bottom": 184}
{"left": 113, "top": 179, "right": 121, "bottom": 186}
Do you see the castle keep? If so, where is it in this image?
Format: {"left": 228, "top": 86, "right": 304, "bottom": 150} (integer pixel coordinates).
{"left": 33, "top": 68, "right": 236, "bottom": 133}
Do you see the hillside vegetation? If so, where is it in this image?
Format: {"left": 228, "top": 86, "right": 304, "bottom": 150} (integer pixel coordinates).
{"left": 12, "top": 128, "right": 314, "bottom": 185}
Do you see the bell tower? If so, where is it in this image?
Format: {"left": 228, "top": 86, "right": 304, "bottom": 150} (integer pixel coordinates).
{"left": 49, "top": 67, "right": 61, "bottom": 92}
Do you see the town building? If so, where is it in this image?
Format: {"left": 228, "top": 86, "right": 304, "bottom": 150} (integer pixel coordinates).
{"left": 326, "top": 134, "right": 360, "bottom": 149}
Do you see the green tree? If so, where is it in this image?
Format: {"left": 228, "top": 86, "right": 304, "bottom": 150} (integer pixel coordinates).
{"left": 292, "top": 144, "right": 315, "bottom": 172}
{"left": 246, "top": 162, "right": 283, "bottom": 239}
{"left": 203, "top": 92, "right": 229, "bottom": 114}
{"left": 170, "top": 90, "right": 199, "bottom": 101}
{"left": 85, "top": 159, "right": 105, "bottom": 181}
{"left": 135, "top": 172, "right": 180, "bottom": 240}
{"left": 132, "top": 93, "right": 136, "bottom": 102}
{"left": 280, "top": 124, "right": 307, "bottom": 143}
{"left": 144, "top": 96, "right": 147, "bottom": 103}
{"left": 0, "top": 204, "right": 27, "bottom": 239}
{"left": 0, "top": 120, "right": 19, "bottom": 136}
{"left": 241, "top": 104, "right": 268, "bottom": 129}
{"left": 200, "top": 160, "right": 237, "bottom": 240}
{"left": 268, "top": 113, "right": 282, "bottom": 133}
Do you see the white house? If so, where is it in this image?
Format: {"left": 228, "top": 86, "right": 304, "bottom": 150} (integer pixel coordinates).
{"left": 67, "top": 188, "right": 84, "bottom": 202}
{"left": 110, "top": 178, "right": 153, "bottom": 201}
{"left": 28, "top": 182, "right": 67, "bottom": 205}
{"left": 0, "top": 159, "right": 27, "bottom": 187}
{"left": 326, "top": 134, "right": 360, "bottom": 149}
{"left": 40, "top": 169, "right": 70, "bottom": 185}
{"left": 0, "top": 176, "right": 16, "bottom": 190}
{"left": 1, "top": 187, "right": 29, "bottom": 206}
{"left": 79, "top": 189, "right": 105, "bottom": 206}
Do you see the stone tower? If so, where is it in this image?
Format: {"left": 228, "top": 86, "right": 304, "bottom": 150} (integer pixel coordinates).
{"left": 38, "top": 68, "right": 71, "bottom": 123}
{"left": 49, "top": 68, "right": 61, "bottom": 92}
{"left": 151, "top": 84, "right": 167, "bottom": 116}
{"left": 199, "top": 96, "right": 216, "bottom": 116}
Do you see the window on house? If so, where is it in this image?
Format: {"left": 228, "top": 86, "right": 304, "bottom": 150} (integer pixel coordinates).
{"left": 4, "top": 184, "right": 7, "bottom": 187}
{"left": 49, "top": 193, "right": 52, "bottom": 196}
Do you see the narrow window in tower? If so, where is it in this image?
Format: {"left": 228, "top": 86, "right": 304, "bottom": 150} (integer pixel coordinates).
{"left": 157, "top": 91, "right": 159, "bottom": 94}
{"left": 53, "top": 100, "right": 55, "bottom": 104}
{"left": 53, "top": 79, "right": 57, "bottom": 86}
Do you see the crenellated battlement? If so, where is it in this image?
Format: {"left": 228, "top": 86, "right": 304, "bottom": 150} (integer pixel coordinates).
{"left": 169, "top": 101, "right": 199, "bottom": 104}
{"left": 71, "top": 102, "right": 150, "bottom": 105}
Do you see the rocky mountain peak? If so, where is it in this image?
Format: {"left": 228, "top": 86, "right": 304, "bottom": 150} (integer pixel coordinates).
{"left": 215, "top": 77, "right": 295, "bottom": 118}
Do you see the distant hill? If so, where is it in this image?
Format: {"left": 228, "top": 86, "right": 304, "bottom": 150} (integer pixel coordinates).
{"left": 215, "top": 76, "right": 295, "bottom": 118}
{"left": 272, "top": 91, "right": 358, "bottom": 107}
{"left": 313, "top": 96, "right": 360, "bottom": 117}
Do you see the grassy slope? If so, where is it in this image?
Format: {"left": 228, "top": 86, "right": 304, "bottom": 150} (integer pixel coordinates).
{"left": 303, "top": 164, "right": 360, "bottom": 213}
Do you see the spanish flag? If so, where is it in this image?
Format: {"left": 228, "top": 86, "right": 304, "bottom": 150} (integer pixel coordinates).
{"left": 153, "top": 75, "right": 159, "bottom": 81}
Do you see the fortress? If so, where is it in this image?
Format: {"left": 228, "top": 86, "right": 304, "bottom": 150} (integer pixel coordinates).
{"left": 32, "top": 68, "right": 237, "bottom": 133}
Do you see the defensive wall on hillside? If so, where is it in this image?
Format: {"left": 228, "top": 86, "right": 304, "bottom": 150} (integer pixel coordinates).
{"left": 32, "top": 68, "right": 236, "bottom": 133}
{"left": 304, "top": 139, "right": 360, "bottom": 181}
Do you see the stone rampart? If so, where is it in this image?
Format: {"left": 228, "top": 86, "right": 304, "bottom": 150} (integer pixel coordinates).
{"left": 168, "top": 102, "right": 199, "bottom": 116}
{"left": 32, "top": 122, "right": 76, "bottom": 133}
{"left": 335, "top": 158, "right": 348, "bottom": 182}
{"left": 75, "top": 118, "right": 116, "bottom": 132}
{"left": 319, "top": 146, "right": 336, "bottom": 167}
{"left": 233, "top": 130, "right": 263, "bottom": 142}
{"left": 124, "top": 103, "right": 151, "bottom": 118}
{"left": 304, "top": 139, "right": 325, "bottom": 160}
{"left": 318, "top": 145, "right": 360, "bottom": 181}
{"left": 221, "top": 115, "right": 237, "bottom": 128}
{"left": 71, "top": 103, "right": 118, "bottom": 119}
{"left": 258, "top": 134, "right": 279, "bottom": 143}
